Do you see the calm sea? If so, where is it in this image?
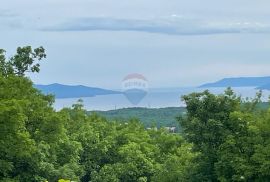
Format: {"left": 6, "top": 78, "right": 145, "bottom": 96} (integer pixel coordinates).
{"left": 54, "top": 87, "right": 270, "bottom": 111}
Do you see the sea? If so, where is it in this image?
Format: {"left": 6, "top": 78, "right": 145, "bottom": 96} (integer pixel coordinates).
{"left": 54, "top": 87, "right": 270, "bottom": 111}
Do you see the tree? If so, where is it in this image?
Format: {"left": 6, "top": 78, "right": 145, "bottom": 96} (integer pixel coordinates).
{"left": 179, "top": 88, "right": 242, "bottom": 181}
{"left": 0, "top": 46, "right": 46, "bottom": 77}
{"left": 180, "top": 88, "right": 270, "bottom": 181}
{"left": 4, "top": 45, "right": 270, "bottom": 182}
{"left": 0, "top": 47, "right": 82, "bottom": 181}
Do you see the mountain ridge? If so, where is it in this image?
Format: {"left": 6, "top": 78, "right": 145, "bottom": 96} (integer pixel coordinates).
{"left": 199, "top": 76, "right": 270, "bottom": 89}
{"left": 34, "top": 83, "right": 122, "bottom": 99}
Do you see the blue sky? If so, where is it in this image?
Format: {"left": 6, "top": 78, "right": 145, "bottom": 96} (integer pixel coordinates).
{"left": 1, "top": 0, "right": 270, "bottom": 89}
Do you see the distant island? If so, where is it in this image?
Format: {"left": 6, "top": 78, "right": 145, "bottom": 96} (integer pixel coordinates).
{"left": 199, "top": 76, "right": 270, "bottom": 90}
{"left": 35, "top": 76, "right": 270, "bottom": 99}
{"left": 34, "top": 83, "right": 121, "bottom": 98}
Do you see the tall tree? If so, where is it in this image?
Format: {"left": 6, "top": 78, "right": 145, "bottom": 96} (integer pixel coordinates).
{"left": 0, "top": 46, "right": 46, "bottom": 77}
{"left": 179, "top": 88, "right": 241, "bottom": 181}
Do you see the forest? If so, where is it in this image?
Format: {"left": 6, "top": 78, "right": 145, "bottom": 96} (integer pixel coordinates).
{"left": 1, "top": 46, "right": 270, "bottom": 182}
{"left": 91, "top": 107, "right": 185, "bottom": 130}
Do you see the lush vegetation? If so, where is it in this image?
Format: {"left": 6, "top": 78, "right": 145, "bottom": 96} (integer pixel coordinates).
{"left": 91, "top": 107, "right": 185, "bottom": 130}
{"left": 1, "top": 46, "right": 270, "bottom": 182}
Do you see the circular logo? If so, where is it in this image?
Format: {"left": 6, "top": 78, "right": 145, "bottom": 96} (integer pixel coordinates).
{"left": 122, "top": 73, "right": 148, "bottom": 105}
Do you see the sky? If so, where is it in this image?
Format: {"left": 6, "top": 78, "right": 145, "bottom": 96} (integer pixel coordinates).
{"left": 1, "top": 0, "right": 270, "bottom": 89}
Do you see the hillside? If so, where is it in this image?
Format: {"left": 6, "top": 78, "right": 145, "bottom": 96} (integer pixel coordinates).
{"left": 35, "top": 83, "right": 121, "bottom": 98}
{"left": 91, "top": 103, "right": 269, "bottom": 129}
{"left": 199, "top": 76, "right": 270, "bottom": 88}
{"left": 90, "top": 107, "right": 186, "bottom": 129}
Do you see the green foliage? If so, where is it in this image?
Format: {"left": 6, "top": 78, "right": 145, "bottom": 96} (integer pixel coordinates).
{"left": 0, "top": 46, "right": 46, "bottom": 77}
{"left": 0, "top": 46, "right": 197, "bottom": 182}
{"left": 92, "top": 107, "right": 185, "bottom": 130}
{"left": 180, "top": 88, "right": 270, "bottom": 181}
{"left": 0, "top": 47, "right": 81, "bottom": 181}
{"left": 1, "top": 46, "right": 270, "bottom": 182}
{"left": 62, "top": 104, "right": 196, "bottom": 182}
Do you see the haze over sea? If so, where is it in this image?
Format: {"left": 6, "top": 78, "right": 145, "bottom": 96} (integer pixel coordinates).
{"left": 54, "top": 87, "right": 270, "bottom": 111}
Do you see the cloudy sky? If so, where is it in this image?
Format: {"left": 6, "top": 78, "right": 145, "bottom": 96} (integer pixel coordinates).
{"left": 1, "top": 0, "right": 270, "bottom": 89}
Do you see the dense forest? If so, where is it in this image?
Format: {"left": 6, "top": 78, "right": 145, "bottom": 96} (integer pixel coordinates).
{"left": 1, "top": 47, "right": 270, "bottom": 182}
{"left": 91, "top": 107, "right": 185, "bottom": 130}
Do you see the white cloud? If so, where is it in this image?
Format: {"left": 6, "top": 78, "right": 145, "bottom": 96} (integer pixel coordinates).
{"left": 41, "top": 16, "right": 270, "bottom": 36}
{"left": 0, "top": 9, "right": 17, "bottom": 17}
{"left": 0, "top": 9, "right": 23, "bottom": 30}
